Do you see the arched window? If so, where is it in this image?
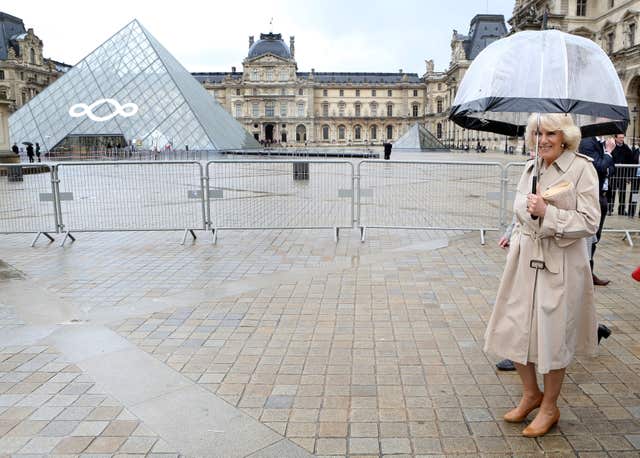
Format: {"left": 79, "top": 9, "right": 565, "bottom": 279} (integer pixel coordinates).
{"left": 354, "top": 125, "right": 362, "bottom": 140}
{"left": 322, "top": 125, "right": 330, "bottom": 140}
{"left": 370, "top": 125, "right": 377, "bottom": 140}
{"left": 338, "top": 125, "right": 346, "bottom": 140}
{"left": 30, "top": 48, "right": 36, "bottom": 65}
{"left": 386, "top": 125, "right": 393, "bottom": 139}
{"left": 296, "top": 124, "right": 307, "bottom": 142}
{"left": 436, "top": 123, "right": 442, "bottom": 139}
{"left": 0, "top": 70, "right": 5, "bottom": 80}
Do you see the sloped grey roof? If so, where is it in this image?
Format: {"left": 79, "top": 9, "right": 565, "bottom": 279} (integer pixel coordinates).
{"left": 0, "top": 12, "right": 26, "bottom": 60}
{"left": 298, "top": 72, "right": 421, "bottom": 83}
{"left": 193, "top": 72, "right": 242, "bottom": 84}
{"left": 191, "top": 71, "right": 421, "bottom": 84}
{"left": 464, "top": 14, "right": 508, "bottom": 60}
{"left": 393, "top": 122, "right": 446, "bottom": 151}
{"left": 248, "top": 32, "right": 291, "bottom": 59}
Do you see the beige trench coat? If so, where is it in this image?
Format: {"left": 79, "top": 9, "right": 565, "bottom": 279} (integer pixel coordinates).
{"left": 484, "top": 150, "right": 600, "bottom": 374}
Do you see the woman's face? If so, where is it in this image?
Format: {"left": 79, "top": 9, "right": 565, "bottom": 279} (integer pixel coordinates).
{"left": 534, "top": 126, "right": 564, "bottom": 165}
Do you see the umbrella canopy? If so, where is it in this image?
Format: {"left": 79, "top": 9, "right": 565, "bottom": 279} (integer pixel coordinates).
{"left": 449, "top": 30, "right": 629, "bottom": 137}
{"left": 22, "top": 141, "right": 33, "bottom": 146}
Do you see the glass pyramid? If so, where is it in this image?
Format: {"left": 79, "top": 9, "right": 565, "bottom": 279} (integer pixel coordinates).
{"left": 393, "top": 122, "right": 446, "bottom": 151}
{"left": 9, "top": 20, "right": 258, "bottom": 151}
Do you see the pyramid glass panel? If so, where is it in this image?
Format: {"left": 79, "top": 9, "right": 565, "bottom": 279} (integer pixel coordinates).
{"left": 9, "top": 20, "right": 258, "bottom": 152}
{"left": 393, "top": 123, "right": 446, "bottom": 151}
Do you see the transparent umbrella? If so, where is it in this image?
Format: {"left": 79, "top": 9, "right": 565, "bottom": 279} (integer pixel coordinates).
{"left": 450, "top": 29, "right": 628, "bottom": 137}
{"left": 449, "top": 29, "right": 629, "bottom": 217}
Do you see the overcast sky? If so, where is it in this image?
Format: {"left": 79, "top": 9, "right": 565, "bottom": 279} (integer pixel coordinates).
{"left": 8, "top": 0, "right": 514, "bottom": 75}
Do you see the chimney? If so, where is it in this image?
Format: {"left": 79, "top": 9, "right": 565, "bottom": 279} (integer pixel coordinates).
{"left": 399, "top": 69, "right": 403, "bottom": 74}
{"left": 290, "top": 36, "right": 295, "bottom": 58}
{"left": 232, "top": 66, "right": 236, "bottom": 73}
{"left": 249, "top": 36, "right": 254, "bottom": 47}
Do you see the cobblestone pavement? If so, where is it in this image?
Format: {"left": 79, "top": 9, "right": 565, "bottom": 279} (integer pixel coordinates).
{"left": 0, "top": 223, "right": 639, "bottom": 457}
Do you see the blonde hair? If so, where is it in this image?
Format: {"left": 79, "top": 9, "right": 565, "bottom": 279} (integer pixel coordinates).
{"left": 524, "top": 113, "right": 581, "bottom": 152}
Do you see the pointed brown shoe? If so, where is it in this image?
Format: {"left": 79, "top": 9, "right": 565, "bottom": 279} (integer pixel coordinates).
{"left": 592, "top": 274, "right": 610, "bottom": 286}
{"left": 503, "top": 396, "right": 543, "bottom": 423}
{"left": 522, "top": 409, "right": 560, "bottom": 438}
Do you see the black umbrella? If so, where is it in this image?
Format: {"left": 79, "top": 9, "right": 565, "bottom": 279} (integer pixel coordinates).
{"left": 22, "top": 141, "right": 33, "bottom": 146}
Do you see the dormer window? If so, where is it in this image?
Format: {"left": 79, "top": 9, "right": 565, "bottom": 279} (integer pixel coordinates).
{"left": 29, "top": 48, "right": 36, "bottom": 65}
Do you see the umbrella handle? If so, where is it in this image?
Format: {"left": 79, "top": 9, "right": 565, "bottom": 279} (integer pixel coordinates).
{"left": 531, "top": 175, "right": 539, "bottom": 220}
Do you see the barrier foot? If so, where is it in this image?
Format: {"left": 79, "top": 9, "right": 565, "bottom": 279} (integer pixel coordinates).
{"left": 360, "top": 226, "right": 366, "bottom": 242}
{"left": 334, "top": 227, "right": 339, "bottom": 243}
{"left": 480, "top": 229, "right": 486, "bottom": 246}
{"left": 211, "top": 228, "right": 218, "bottom": 245}
{"left": 31, "top": 232, "right": 55, "bottom": 247}
{"left": 60, "top": 231, "right": 76, "bottom": 247}
{"left": 624, "top": 231, "right": 634, "bottom": 247}
{"left": 181, "top": 229, "right": 196, "bottom": 245}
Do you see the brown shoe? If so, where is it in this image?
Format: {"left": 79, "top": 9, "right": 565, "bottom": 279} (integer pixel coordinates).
{"left": 592, "top": 274, "right": 610, "bottom": 286}
{"left": 522, "top": 408, "right": 560, "bottom": 438}
{"left": 503, "top": 395, "right": 543, "bottom": 423}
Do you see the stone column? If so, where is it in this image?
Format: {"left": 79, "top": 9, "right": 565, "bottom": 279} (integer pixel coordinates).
{"left": 0, "top": 99, "right": 19, "bottom": 164}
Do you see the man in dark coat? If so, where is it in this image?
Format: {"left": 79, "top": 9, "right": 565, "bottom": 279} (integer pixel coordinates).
{"left": 611, "top": 134, "right": 634, "bottom": 215}
{"left": 35, "top": 143, "right": 41, "bottom": 162}
{"left": 26, "top": 144, "right": 35, "bottom": 163}
{"left": 383, "top": 141, "right": 392, "bottom": 160}
{"left": 579, "top": 136, "right": 615, "bottom": 286}
{"left": 11, "top": 143, "right": 19, "bottom": 155}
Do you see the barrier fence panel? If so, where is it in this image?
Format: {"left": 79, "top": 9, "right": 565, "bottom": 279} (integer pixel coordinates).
{"left": 205, "top": 161, "right": 354, "bottom": 232}
{"left": 504, "top": 162, "right": 526, "bottom": 226}
{"left": 55, "top": 161, "right": 205, "bottom": 232}
{"left": 0, "top": 164, "right": 58, "bottom": 235}
{"left": 357, "top": 161, "right": 504, "bottom": 238}
{"left": 604, "top": 164, "right": 640, "bottom": 238}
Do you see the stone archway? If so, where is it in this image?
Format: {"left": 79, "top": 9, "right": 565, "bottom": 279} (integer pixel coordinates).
{"left": 296, "top": 124, "right": 306, "bottom": 142}
{"left": 265, "top": 124, "right": 275, "bottom": 142}
{"left": 626, "top": 75, "right": 640, "bottom": 143}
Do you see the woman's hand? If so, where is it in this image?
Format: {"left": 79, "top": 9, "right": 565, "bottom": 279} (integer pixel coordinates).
{"left": 498, "top": 236, "right": 510, "bottom": 249}
{"left": 527, "top": 192, "right": 547, "bottom": 217}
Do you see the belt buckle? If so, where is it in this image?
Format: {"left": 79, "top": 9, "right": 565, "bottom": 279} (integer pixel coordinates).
{"left": 529, "top": 259, "right": 545, "bottom": 270}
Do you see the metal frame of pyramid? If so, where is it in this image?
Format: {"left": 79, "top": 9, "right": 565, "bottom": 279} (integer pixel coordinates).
{"left": 393, "top": 122, "right": 446, "bottom": 151}
{"left": 9, "top": 20, "right": 258, "bottom": 151}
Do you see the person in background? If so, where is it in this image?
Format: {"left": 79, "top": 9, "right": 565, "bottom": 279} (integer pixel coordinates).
{"left": 611, "top": 134, "right": 634, "bottom": 215}
{"left": 26, "top": 143, "right": 34, "bottom": 163}
{"left": 11, "top": 143, "right": 19, "bottom": 155}
{"left": 629, "top": 146, "right": 640, "bottom": 218}
{"left": 579, "top": 136, "right": 615, "bottom": 286}
{"left": 35, "top": 143, "right": 41, "bottom": 162}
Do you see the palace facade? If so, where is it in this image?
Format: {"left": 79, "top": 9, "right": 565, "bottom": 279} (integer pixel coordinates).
{"left": 0, "top": 12, "right": 69, "bottom": 112}
{"left": 195, "top": 33, "right": 427, "bottom": 146}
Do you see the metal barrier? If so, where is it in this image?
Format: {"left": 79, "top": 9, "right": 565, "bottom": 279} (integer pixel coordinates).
{"left": 0, "top": 163, "right": 58, "bottom": 246}
{"left": 2, "top": 158, "right": 638, "bottom": 247}
{"left": 55, "top": 161, "right": 206, "bottom": 245}
{"left": 357, "top": 161, "right": 504, "bottom": 243}
{"left": 604, "top": 164, "right": 640, "bottom": 244}
{"left": 504, "top": 162, "right": 526, "bottom": 227}
{"left": 205, "top": 160, "right": 354, "bottom": 242}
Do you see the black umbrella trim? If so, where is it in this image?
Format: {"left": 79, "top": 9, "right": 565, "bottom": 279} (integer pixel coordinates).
{"left": 449, "top": 97, "right": 629, "bottom": 137}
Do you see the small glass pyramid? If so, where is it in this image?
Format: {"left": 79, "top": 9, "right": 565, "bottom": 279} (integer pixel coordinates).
{"left": 393, "top": 122, "right": 446, "bottom": 151}
{"left": 9, "top": 20, "right": 258, "bottom": 151}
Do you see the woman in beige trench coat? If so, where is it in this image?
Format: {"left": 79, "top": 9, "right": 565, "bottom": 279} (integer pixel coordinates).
{"left": 484, "top": 113, "right": 601, "bottom": 437}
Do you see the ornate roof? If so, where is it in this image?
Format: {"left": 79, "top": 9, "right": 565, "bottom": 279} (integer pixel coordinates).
{"left": 247, "top": 32, "right": 292, "bottom": 60}
{"left": 0, "top": 12, "right": 26, "bottom": 60}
